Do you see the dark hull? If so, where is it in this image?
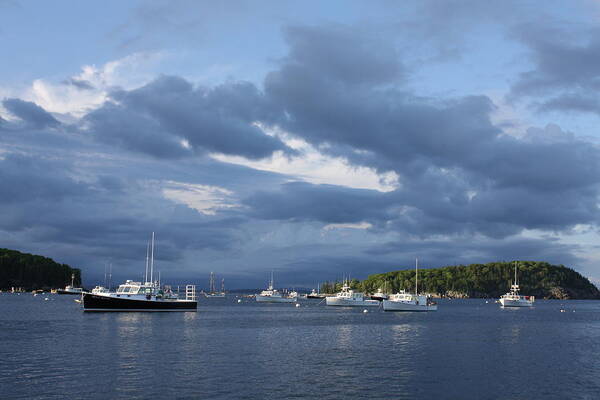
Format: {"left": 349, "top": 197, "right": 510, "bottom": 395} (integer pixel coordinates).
{"left": 83, "top": 293, "right": 197, "bottom": 312}
{"left": 306, "top": 295, "right": 326, "bottom": 299}
{"left": 370, "top": 296, "right": 387, "bottom": 301}
{"left": 56, "top": 289, "right": 83, "bottom": 295}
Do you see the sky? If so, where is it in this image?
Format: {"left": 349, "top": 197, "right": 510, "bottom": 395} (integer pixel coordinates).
{"left": 2, "top": 0, "right": 600, "bottom": 289}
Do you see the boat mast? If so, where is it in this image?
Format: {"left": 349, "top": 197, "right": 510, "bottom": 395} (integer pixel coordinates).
{"left": 71, "top": 273, "right": 75, "bottom": 287}
{"left": 415, "top": 258, "right": 418, "bottom": 296}
{"left": 221, "top": 278, "right": 225, "bottom": 293}
{"left": 145, "top": 240, "right": 150, "bottom": 284}
{"left": 150, "top": 232, "right": 155, "bottom": 285}
{"left": 514, "top": 261, "right": 518, "bottom": 286}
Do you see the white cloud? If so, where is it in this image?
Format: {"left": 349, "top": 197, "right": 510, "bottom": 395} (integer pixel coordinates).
{"left": 162, "top": 181, "right": 238, "bottom": 215}
{"left": 5, "top": 51, "right": 168, "bottom": 118}
{"left": 211, "top": 127, "right": 399, "bottom": 192}
{"left": 323, "top": 222, "right": 373, "bottom": 231}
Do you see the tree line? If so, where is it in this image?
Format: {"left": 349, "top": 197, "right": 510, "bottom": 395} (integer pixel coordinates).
{"left": 0, "top": 248, "right": 81, "bottom": 290}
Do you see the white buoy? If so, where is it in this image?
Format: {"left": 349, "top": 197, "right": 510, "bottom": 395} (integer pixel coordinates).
{"left": 237, "top": 299, "right": 242, "bottom": 303}
{"left": 295, "top": 303, "right": 300, "bottom": 307}
{"left": 560, "top": 309, "right": 565, "bottom": 313}
{"left": 44, "top": 297, "right": 49, "bottom": 301}
{"left": 363, "top": 309, "right": 368, "bottom": 313}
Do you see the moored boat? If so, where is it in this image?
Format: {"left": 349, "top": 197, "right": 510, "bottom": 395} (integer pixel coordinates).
{"left": 82, "top": 233, "right": 197, "bottom": 312}
{"left": 306, "top": 288, "right": 325, "bottom": 299}
{"left": 56, "top": 274, "right": 84, "bottom": 295}
{"left": 204, "top": 272, "right": 226, "bottom": 298}
{"left": 255, "top": 272, "right": 297, "bottom": 303}
{"left": 499, "top": 262, "right": 534, "bottom": 307}
{"left": 325, "top": 281, "right": 379, "bottom": 307}
{"left": 382, "top": 259, "right": 437, "bottom": 312}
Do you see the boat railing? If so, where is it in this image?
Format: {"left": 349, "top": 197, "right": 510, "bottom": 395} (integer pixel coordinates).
{"left": 186, "top": 285, "right": 197, "bottom": 301}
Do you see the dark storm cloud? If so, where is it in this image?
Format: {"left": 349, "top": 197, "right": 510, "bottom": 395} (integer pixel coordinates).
{"left": 85, "top": 75, "right": 294, "bottom": 159}
{"left": 509, "top": 25, "right": 600, "bottom": 114}
{"left": 243, "top": 182, "right": 392, "bottom": 224}
{"left": 251, "top": 25, "right": 600, "bottom": 238}
{"left": 2, "top": 98, "right": 60, "bottom": 129}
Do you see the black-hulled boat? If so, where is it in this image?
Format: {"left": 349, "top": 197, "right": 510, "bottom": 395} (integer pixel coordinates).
{"left": 82, "top": 233, "right": 197, "bottom": 312}
{"left": 83, "top": 280, "right": 197, "bottom": 312}
{"left": 306, "top": 288, "right": 326, "bottom": 299}
{"left": 56, "top": 273, "right": 84, "bottom": 295}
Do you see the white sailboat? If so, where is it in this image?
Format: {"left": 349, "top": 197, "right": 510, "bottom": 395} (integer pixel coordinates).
{"left": 255, "top": 272, "right": 297, "bottom": 303}
{"left": 325, "top": 279, "right": 379, "bottom": 307}
{"left": 204, "top": 272, "right": 226, "bottom": 298}
{"left": 499, "top": 262, "right": 534, "bottom": 307}
{"left": 383, "top": 258, "right": 437, "bottom": 312}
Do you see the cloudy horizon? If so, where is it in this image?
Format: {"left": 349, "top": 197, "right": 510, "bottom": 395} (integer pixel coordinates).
{"left": 2, "top": 0, "right": 600, "bottom": 289}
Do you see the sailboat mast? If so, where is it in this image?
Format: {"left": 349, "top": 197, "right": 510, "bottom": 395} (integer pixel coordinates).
{"left": 415, "top": 258, "right": 418, "bottom": 296}
{"left": 145, "top": 240, "right": 150, "bottom": 284}
{"left": 514, "top": 261, "right": 518, "bottom": 286}
{"left": 150, "top": 232, "right": 155, "bottom": 284}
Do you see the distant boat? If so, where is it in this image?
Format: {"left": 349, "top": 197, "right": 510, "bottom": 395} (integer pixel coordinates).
{"left": 56, "top": 273, "right": 84, "bottom": 295}
{"left": 499, "top": 262, "right": 534, "bottom": 307}
{"left": 325, "top": 280, "right": 379, "bottom": 307}
{"left": 82, "top": 233, "right": 197, "bottom": 312}
{"left": 370, "top": 282, "right": 389, "bottom": 301}
{"left": 383, "top": 259, "right": 437, "bottom": 312}
{"left": 307, "top": 287, "right": 325, "bottom": 299}
{"left": 255, "top": 272, "right": 297, "bottom": 303}
{"left": 204, "top": 272, "right": 226, "bottom": 298}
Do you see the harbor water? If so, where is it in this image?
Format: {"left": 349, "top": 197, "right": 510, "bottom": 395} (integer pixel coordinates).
{"left": 1, "top": 294, "right": 599, "bottom": 399}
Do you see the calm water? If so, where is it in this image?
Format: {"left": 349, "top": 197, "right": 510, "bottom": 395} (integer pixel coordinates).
{"left": 1, "top": 294, "right": 599, "bottom": 399}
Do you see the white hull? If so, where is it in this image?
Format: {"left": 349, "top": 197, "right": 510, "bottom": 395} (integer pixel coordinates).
{"left": 382, "top": 300, "right": 437, "bottom": 312}
{"left": 255, "top": 295, "right": 296, "bottom": 303}
{"left": 326, "top": 297, "right": 379, "bottom": 307}
{"left": 499, "top": 298, "right": 533, "bottom": 307}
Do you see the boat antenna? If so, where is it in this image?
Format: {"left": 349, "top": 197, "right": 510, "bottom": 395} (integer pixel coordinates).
{"left": 150, "top": 232, "right": 155, "bottom": 285}
{"left": 145, "top": 240, "right": 150, "bottom": 284}
{"left": 415, "top": 258, "right": 418, "bottom": 296}
{"left": 109, "top": 262, "right": 112, "bottom": 291}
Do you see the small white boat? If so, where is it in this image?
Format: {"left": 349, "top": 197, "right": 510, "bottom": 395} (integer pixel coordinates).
{"left": 499, "top": 262, "right": 534, "bottom": 307}
{"left": 56, "top": 273, "right": 84, "bottom": 295}
{"left": 383, "top": 290, "right": 437, "bottom": 312}
{"left": 255, "top": 272, "right": 297, "bottom": 303}
{"left": 325, "top": 281, "right": 379, "bottom": 307}
{"left": 382, "top": 259, "right": 437, "bottom": 312}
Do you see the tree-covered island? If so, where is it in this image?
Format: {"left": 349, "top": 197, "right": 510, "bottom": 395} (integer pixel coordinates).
{"left": 321, "top": 261, "right": 600, "bottom": 300}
